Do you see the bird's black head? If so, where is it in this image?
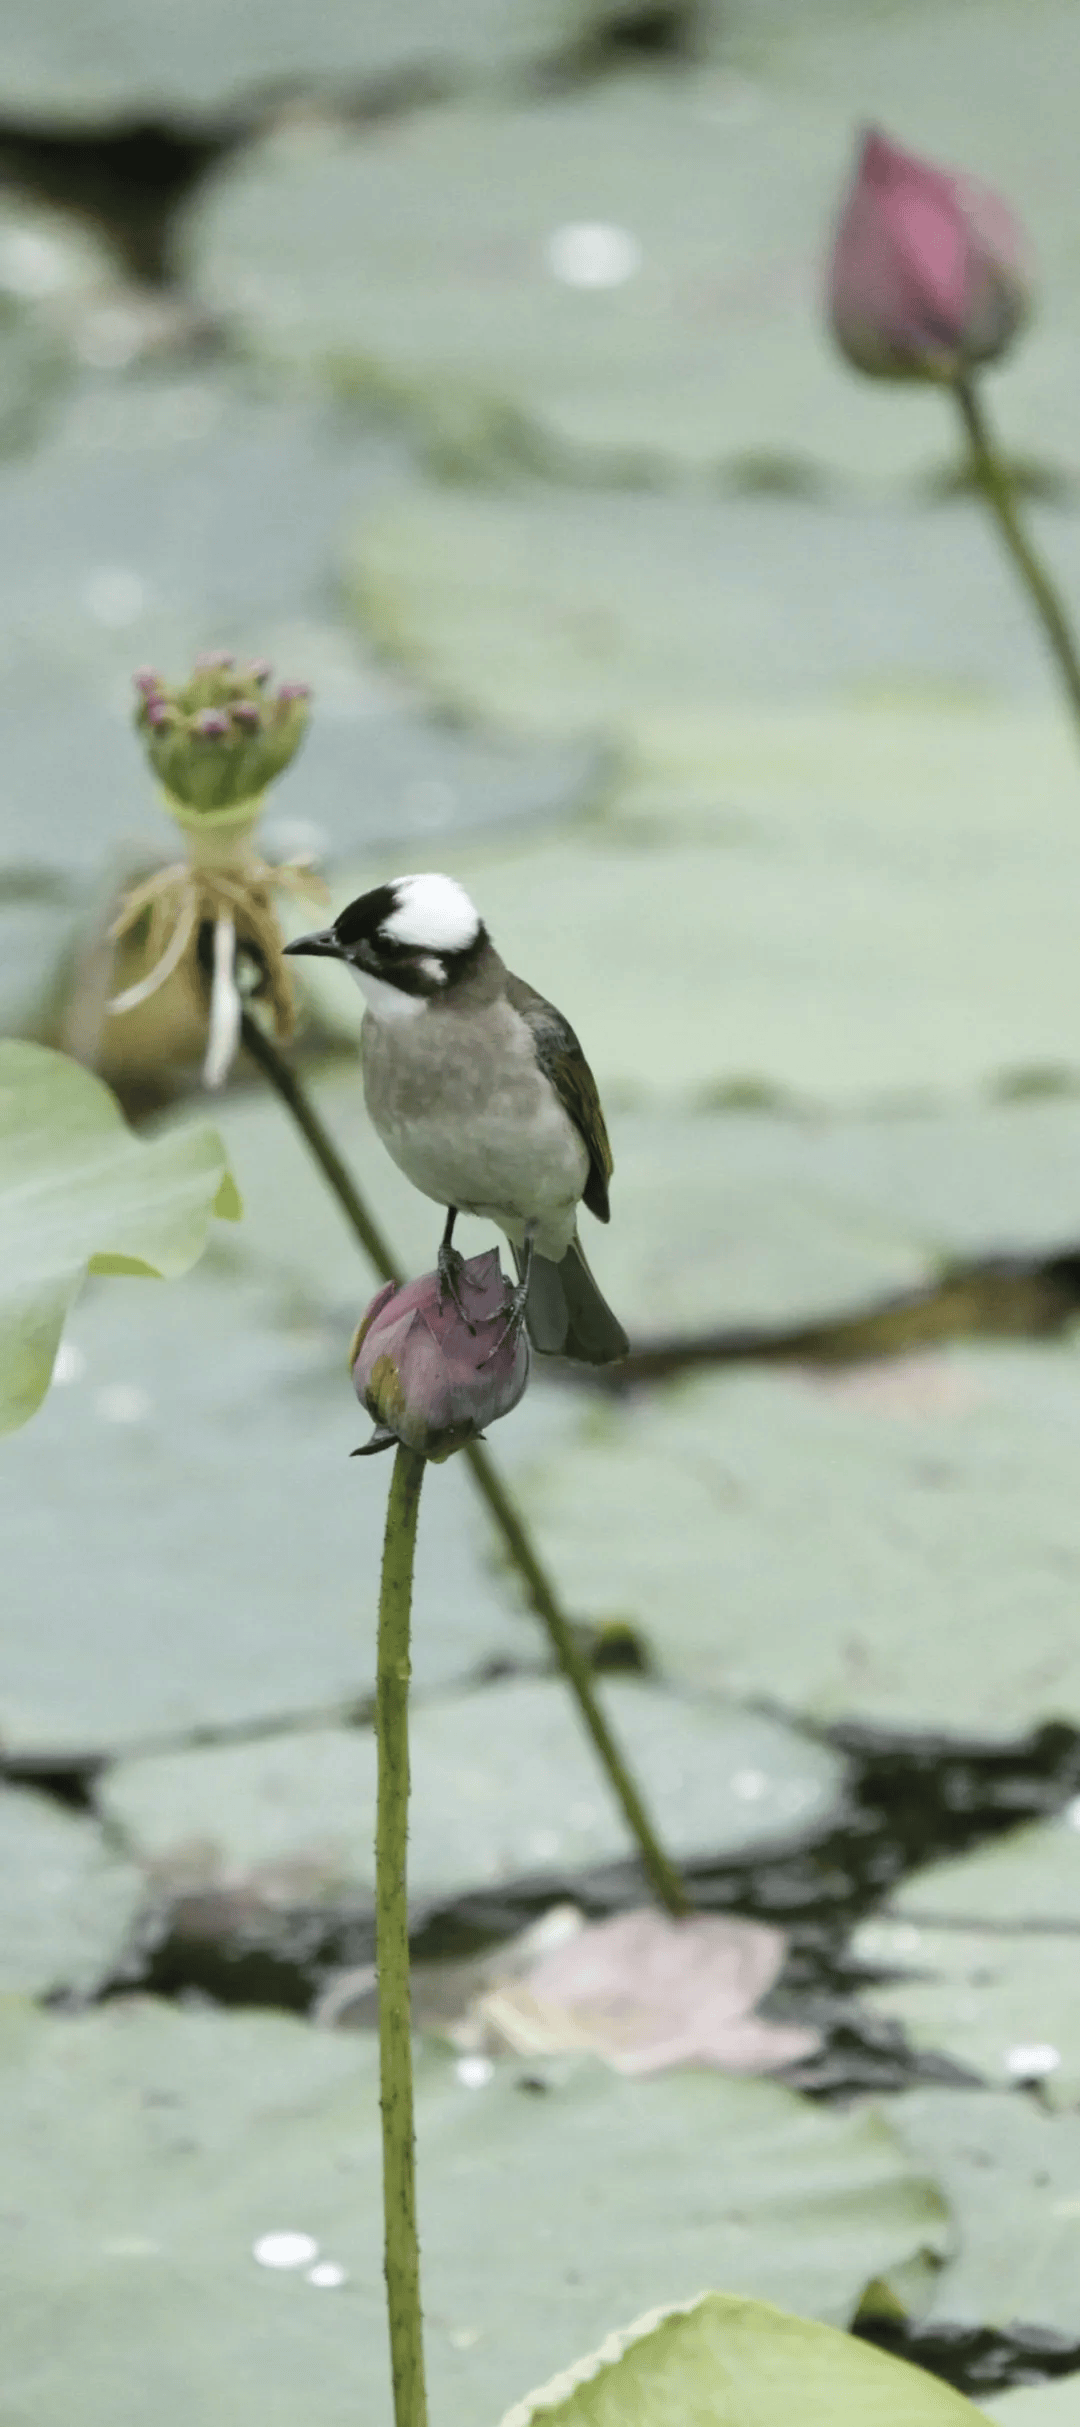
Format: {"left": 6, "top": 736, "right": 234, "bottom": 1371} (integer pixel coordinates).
{"left": 285, "top": 873, "right": 488, "bottom": 1001}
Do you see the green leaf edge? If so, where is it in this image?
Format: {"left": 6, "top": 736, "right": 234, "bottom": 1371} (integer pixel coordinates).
{"left": 498, "top": 2291, "right": 987, "bottom": 2425}
{"left": 0, "top": 1042, "right": 241, "bottom": 1436}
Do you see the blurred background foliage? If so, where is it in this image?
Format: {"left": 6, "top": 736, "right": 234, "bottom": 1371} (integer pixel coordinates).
{"left": 6, "top": 1, "right": 1080, "bottom": 2418}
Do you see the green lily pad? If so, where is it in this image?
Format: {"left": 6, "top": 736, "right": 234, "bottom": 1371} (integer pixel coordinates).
{"left": 859, "top": 1816, "right": 1080, "bottom": 2097}
{"left": 886, "top": 1812, "right": 1080, "bottom": 1931}
{"left": 508, "top": 1346, "right": 1080, "bottom": 1736}
{"left": 0, "top": 1998, "right": 948, "bottom": 2425}
{"left": 985, "top": 2382, "right": 1080, "bottom": 2424}
{"left": 98, "top": 1678, "right": 847, "bottom": 1899}
{"left": 0, "top": 0, "right": 636, "bottom": 125}
{"left": 349, "top": 477, "right": 1080, "bottom": 754}
{"left": 0, "top": 1781, "right": 143, "bottom": 1996}
{"left": 0, "top": 1039, "right": 237, "bottom": 1435}
{"left": 855, "top": 1915, "right": 1080, "bottom": 2106}
{"left": 500, "top": 2291, "right": 983, "bottom": 2426}
{"left": 881, "top": 2089, "right": 1080, "bottom": 2338}
{"left": 189, "top": 49, "right": 1077, "bottom": 489}
{"left": 0, "top": 1258, "right": 534, "bottom": 1759}
{"left": 341, "top": 486, "right": 1080, "bottom": 1103}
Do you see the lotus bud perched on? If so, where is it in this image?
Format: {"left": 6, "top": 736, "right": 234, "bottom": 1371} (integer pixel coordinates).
{"left": 828, "top": 127, "right": 1030, "bottom": 383}
{"left": 351, "top": 1251, "right": 530, "bottom": 1463}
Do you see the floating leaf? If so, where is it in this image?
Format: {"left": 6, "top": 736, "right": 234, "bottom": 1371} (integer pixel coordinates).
{"left": 0, "top": 1999, "right": 948, "bottom": 2425}
{"left": 0, "top": 1261, "right": 532, "bottom": 1759}
{"left": 887, "top": 1812, "right": 1080, "bottom": 1931}
{"left": 190, "top": 29, "right": 1080, "bottom": 487}
{"left": 854, "top": 1814, "right": 1080, "bottom": 2103}
{"left": 0, "top": 0, "right": 632, "bottom": 124}
{"left": 854, "top": 1915, "right": 1080, "bottom": 2108}
{"left": 0, "top": 1039, "right": 237, "bottom": 1435}
{"left": 0, "top": 1782, "right": 143, "bottom": 1997}
{"left": 881, "top": 2090, "right": 1080, "bottom": 2339}
{"left": 985, "top": 2381, "right": 1080, "bottom": 2424}
{"left": 351, "top": 483, "right": 1080, "bottom": 755}
{"left": 499, "top": 2290, "right": 983, "bottom": 2425}
{"left": 508, "top": 1346, "right": 1080, "bottom": 1736}
{"left": 99, "top": 1679, "right": 846, "bottom": 1899}
{"left": 345, "top": 485, "right": 1080, "bottom": 1103}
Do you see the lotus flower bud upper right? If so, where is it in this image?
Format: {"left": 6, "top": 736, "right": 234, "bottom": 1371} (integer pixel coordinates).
{"left": 828, "top": 128, "right": 1031, "bottom": 384}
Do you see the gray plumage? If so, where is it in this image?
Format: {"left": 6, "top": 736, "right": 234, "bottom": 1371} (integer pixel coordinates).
{"left": 285, "top": 874, "right": 628, "bottom": 1365}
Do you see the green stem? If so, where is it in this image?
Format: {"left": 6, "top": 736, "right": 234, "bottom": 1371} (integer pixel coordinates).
{"left": 954, "top": 377, "right": 1080, "bottom": 732}
{"left": 376, "top": 1443, "right": 428, "bottom": 2427}
{"left": 241, "top": 1009, "right": 688, "bottom": 1917}
{"left": 461, "top": 1443, "right": 688, "bottom": 1915}
{"left": 240, "top": 1008, "right": 402, "bottom": 1285}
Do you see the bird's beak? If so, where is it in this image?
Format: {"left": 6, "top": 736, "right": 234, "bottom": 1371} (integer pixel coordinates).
{"left": 284, "top": 926, "right": 343, "bottom": 960}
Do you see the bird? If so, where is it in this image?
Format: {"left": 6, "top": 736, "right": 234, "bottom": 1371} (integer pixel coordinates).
{"left": 285, "top": 872, "right": 629, "bottom": 1365}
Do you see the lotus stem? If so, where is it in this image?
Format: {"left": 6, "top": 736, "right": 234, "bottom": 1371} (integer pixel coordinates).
{"left": 954, "top": 377, "right": 1080, "bottom": 732}
{"left": 376, "top": 1442, "right": 428, "bottom": 2427}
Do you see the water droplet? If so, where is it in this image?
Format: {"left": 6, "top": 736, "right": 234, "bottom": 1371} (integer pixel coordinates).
{"left": 456, "top": 2055, "right": 494, "bottom": 2090}
{"left": 82, "top": 566, "right": 147, "bottom": 628}
{"left": 1005, "top": 2043, "right": 1061, "bottom": 2080}
{"left": 307, "top": 2260, "right": 347, "bottom": 2289}
{"left": 732, "top": 1769, "right": 768, "bottom": 1801}
{"left": 545, "top": 223, "right": 641, "bottom": 290}
{"left": 96, "top": 1384, "right": 152, "bottom": 1426}
{"left": 253, "top": 2231, "right": 319, "bottom": 2270}
{"left": 53, "top": 1342, "right": 86, "bottom": 1387}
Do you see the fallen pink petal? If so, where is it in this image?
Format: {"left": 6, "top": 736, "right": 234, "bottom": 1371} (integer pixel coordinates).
{"left": 470, "top": 1908, "right": 822, "bottom": 2076}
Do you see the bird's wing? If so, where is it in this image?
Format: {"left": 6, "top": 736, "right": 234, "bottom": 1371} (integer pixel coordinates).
{"left": 505, "top": 970, "right": 613, "bottom": 1222}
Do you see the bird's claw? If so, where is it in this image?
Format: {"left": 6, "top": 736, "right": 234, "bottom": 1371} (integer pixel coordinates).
{"left": 479, "top": 1277, "right": 529, "bottom": 1365}
{"left": 437, "top": 1241, "right": 476, "bottom": 1331}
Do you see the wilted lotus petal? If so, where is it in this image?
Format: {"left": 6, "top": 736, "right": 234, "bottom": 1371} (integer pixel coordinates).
{"left": 471, "top": 1908, "right": 821, "bottom": 2076}
{"left": 829, "top": 127, "right": 1030, "bottom": 382}
{"left": 350, "top": 1250, "right": 530, "bottom": 1464}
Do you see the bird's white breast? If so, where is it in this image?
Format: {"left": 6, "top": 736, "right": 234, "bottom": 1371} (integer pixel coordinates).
{"left": 361, "top": 994, "right": 588, "bottom": 1257}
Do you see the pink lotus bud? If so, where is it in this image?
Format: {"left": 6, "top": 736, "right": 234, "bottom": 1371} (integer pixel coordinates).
{"left": 195, "top": 649, "right": 235, "bottom": 671}
{"left": 132, "top": 666, "right": 162, "bottom": 697}
{"left": 276, "top": 682, "right": 311, "bottom": 703}
{"left": 194, "top": 708, "right": 230, "bottom": 738}
{"left": 350, "top": 1251, "right": 529, "bottom": 1463}
{"left": 229, "top": 699, "right": 261, "bottom": 727}
{"left": 145, "top": 699, "right": 172, "bottom": 727}
{"left": 828, "top": 128, "right": 1030, "bottom": 382}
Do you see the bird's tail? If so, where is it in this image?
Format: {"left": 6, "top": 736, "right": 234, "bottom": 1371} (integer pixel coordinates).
{"left": 512, "top": 1231, "right": 629, "bottom": 1366}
